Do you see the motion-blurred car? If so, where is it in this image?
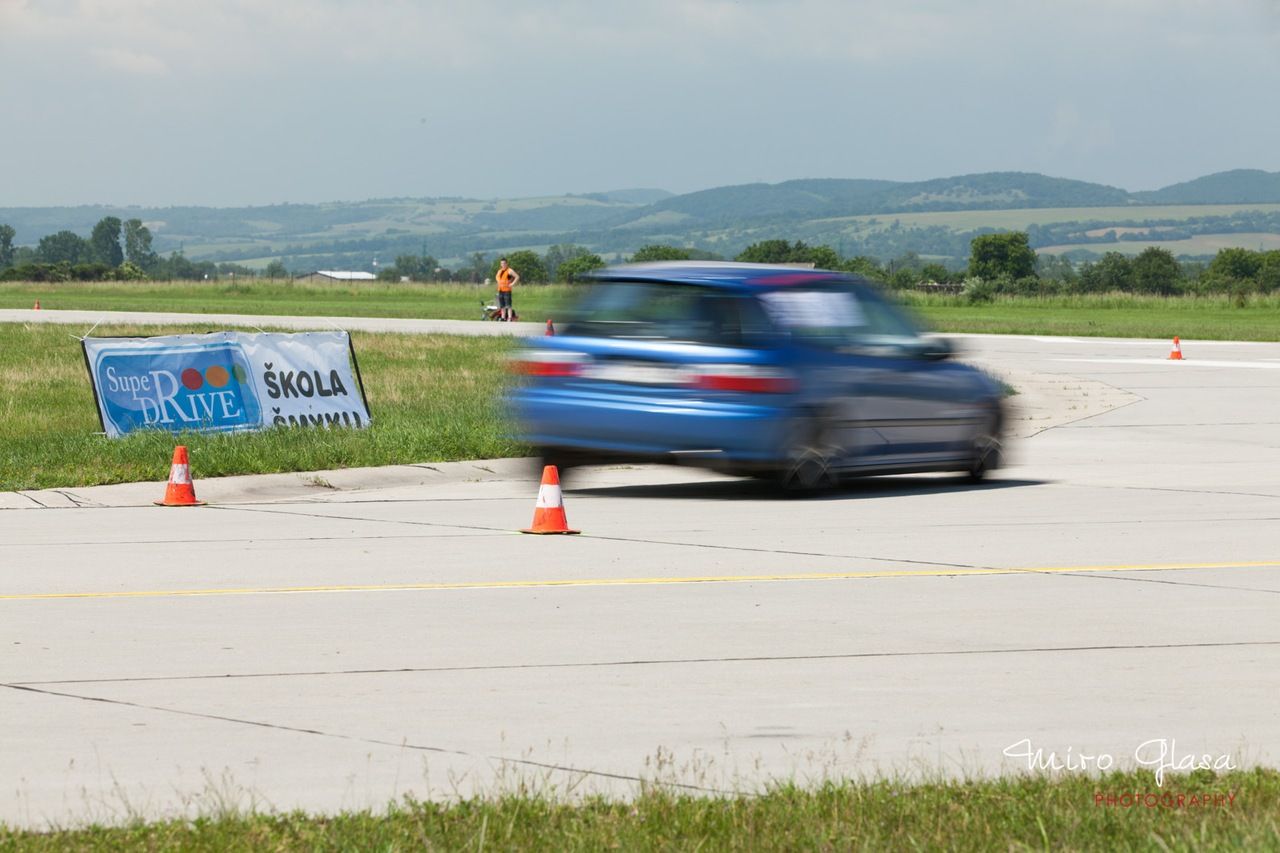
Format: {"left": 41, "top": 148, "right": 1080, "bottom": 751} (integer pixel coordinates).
{"left": 511, "top": 262, "right": 1004, "bottom": 490}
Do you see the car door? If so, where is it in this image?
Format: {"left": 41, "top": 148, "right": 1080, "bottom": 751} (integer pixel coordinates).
{"left": 844, "top": 285, "right": 984, "bottom": 463}
{"left": 756, "top": 284, "right": 885, "bottom": 468}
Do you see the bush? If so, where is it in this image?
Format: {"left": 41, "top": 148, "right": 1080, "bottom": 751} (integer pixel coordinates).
{"left": 556, "top": 253, "right": 606, "bottom": 283}
{"left": 0, "top": 262, "right": 72, "bottom": 282}
{"left": 1230, "top": 278, "right": 1256, "bottom": 307}
{"left": 963, "top": 277, "right": 995, "bottom": 303}
{"left": 1002, "top": 276, "right": 1044, "bottom": 297}
{"left": 114, "top": 261, "right": 148, "bottom": 281}
{"left": 631, "top": 245, "right": 692, "bottom": 262}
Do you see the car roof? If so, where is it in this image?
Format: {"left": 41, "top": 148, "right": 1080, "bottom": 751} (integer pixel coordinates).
{"left": 588, "top": 261, "right": 859, "bottom": 289}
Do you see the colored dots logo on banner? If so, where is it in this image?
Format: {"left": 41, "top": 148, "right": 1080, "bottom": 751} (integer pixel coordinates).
{"left": 207, "top": 366, "right": 230, "bottom": 388}
{"left": 181, "top": 363, "right": 239, "bottom": 391}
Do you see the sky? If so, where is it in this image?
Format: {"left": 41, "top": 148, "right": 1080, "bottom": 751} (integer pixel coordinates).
{"left": 1, "top": 0, "right": 1278, "bottom": 207}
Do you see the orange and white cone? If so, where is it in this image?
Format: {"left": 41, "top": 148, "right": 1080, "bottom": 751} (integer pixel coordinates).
{"left": 1168, "top": 336, "right": 1184, "bottom": 360}
{"left": 545, "top": 319, "right": 555, "bottom": 336}
{"left": 33, "top": 300, "right": 40, "bottom": 310}
{"left": 154, "top": 445, "right": 206, "bottom": 506}
{"left": 521, "top": 465, "right": 579, "bottom": 534}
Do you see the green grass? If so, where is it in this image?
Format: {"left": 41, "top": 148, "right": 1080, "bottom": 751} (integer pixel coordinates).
{"left": 0, "top": 280, "right": 580, "bottom": 322}
{"left": 0, "top": 323, "right": 523, "bottom": 491}
{"left": 7, "top": 280, "right": 1280, "bottom": 342}
{"left": 2, "top": 770, "right": 1276, "bottom": 850}
{"left": 901, "top": 291, "right": 1280, "bottom": 341}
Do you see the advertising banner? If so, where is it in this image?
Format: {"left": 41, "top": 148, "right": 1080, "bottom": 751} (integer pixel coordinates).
{"left": 82, "top": 331, "right": 371, "bottom": 438}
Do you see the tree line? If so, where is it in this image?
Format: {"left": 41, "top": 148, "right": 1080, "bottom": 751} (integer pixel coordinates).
{"left": 953, "top": 232, "right": 1280, "bottom": 300}
{"left": 0, "top": 218, "right": 610, "bottom": 285}
{"left": 3, "top": 218, "right": 1278, "bottom": 297}
{"left": 374, "top": 244, "right": 609, "bottom": 285}
{"left": 0, "top": 217, "right": 266, "bottom": 282}
{"left": 628, "top": 235, "right": 1280, "bottom": 300}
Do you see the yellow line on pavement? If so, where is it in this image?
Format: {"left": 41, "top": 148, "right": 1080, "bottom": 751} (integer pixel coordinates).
{"left": 2, "top": 561, "right": 1278, "bottom": 602}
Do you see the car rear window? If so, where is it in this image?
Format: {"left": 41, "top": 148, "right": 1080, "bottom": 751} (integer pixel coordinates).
{"left": 564, "top": 282, "right": 773, "bottom": 346}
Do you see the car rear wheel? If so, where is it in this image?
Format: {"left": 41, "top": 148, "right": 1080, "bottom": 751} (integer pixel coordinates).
{"left": 776, "top": 417, "right": 837, "bottom": 494}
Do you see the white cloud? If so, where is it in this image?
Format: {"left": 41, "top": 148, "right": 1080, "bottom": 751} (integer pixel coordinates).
{"left": 92, "top": 47, "right": 167, "bottom": 75}
{"left": 4, "top": 1, "right": 1276, "bottom": 78}
{"left": 1047, "top": 102, "right": 1114, "bottom": 156}
{"left": 0, "top": 0, "right": 1276, "bottom": 205}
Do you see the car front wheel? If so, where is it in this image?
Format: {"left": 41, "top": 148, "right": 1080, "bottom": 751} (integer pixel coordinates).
{"left": 966, "top": 407, "right": 1004, "bottom": 482}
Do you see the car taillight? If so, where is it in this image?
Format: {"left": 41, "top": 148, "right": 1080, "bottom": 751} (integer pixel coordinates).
{"left": 511, "top": 349, "right": 589, "bottom": 377}
{"left": 689, "top": 364, "right": 797, "bottom": 393}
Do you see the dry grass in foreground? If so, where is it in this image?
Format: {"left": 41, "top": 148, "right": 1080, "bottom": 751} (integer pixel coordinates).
{"left": 2, "top": 770, "right": 1277, "bottom": 851}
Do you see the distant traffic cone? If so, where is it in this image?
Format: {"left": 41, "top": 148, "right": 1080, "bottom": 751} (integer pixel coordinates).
{"left": 154, "top": 445, "right": 206, "bottom": 506}
{"left": 32, "top": 300, "right": 40, "bottom": 310}
{"left": 1168, "top": 336, "right": 1184, "bottom": 360}
{"left": 545, "top": 319, "right": 555, "bottom": 336}
{"left": 521, "top": 465, "right": 579, "bottom": 534}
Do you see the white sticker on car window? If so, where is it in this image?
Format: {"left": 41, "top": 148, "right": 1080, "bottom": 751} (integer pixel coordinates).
{"left": 759, "top": 290, "right": 865, "bottom": 328}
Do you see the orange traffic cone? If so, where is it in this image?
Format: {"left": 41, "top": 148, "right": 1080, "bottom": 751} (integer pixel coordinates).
{"left": 545, "top": 319, "right": 555, "bottom": 336}
{"left": 521, "top": 465, "right": 579, "bottom": 534}
{"left": 154, "top": 445, "right": 206, "bottom": 506}
{"left": 1168, "top": 336, "right": 1184, "bottom": 360}
{"left": 32, "top": 300, "right": 40, "bottom": 310}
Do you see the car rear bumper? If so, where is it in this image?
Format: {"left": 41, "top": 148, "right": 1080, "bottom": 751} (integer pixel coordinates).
{"left": 513, "top": 385, "right": 790, "bottom": 462}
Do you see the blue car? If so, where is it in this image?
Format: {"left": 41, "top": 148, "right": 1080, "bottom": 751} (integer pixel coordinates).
{"left": 512, "top": 262, "right": 1004, "bottom": 490}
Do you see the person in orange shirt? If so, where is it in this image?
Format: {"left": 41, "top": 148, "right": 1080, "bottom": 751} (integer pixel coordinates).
{"left": 495, "top": 257, "right": 520, "bottom": 321}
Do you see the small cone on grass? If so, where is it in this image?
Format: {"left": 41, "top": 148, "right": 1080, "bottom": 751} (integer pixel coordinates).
{"left": 154, "top": 445, "right": 206, "bottom": 507}
{"left": 522, "top": 465, "right": 579, "bottom": 534}
{"left": 1168, "top": 336, "right": 1184, "bottom": 360}
{"left": 33, "top": 300, "right": 40, "bottom": 310}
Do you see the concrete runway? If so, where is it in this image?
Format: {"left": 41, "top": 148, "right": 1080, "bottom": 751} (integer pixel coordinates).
{"left": 3, "top": 332, "right": 1279, "bottom": 827}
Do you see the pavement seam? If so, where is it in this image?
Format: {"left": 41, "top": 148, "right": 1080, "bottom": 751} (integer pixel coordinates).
{"left": 205, "top": 504, "right": 990, "bottom": 569}
{"left": 15, "top": 639, "right": 1280, "bottom": 687}
{"left": 1049, "top": 571, "right": 1280, "bottom": 596}
{"left": 0, "top": 683, "right": 742, "bottom": 797}
{"left": 1091, "top": 485, "right": 1280, "bottom": 501}
{"left": 1021, "top": 389, "right": 1147, "bottom": 439}
{"left": 1, "top": 532, "right": 507, "bottom": 548}
{"left": 52, "top": 489, "right": 96, "bottom": 508}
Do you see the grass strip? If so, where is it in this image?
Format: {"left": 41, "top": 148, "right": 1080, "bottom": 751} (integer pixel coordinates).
{"left": 7, "top": 281, "right": 1280, "bottom": 340}
{"left": 0, "top": 323, "right": 522, "bottom": 491}
{"left": 902, "top": 292, "right": 1280, "bottom": 341}
{"left": 0, "top": 281, "right": 579, "bottom": 322}
{"left": 1, "top": 770, "right": 1276, "bottom": 850}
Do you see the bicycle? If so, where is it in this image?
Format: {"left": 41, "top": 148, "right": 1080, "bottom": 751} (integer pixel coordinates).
{"left": 481, "top": 299, "right": 519, "bottom": 322}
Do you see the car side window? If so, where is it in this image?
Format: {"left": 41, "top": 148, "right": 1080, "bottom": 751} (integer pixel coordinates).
{"left": 758, "top": 287, "right": 864, "bottom": 350}
{"left": 724, "top": 294, "right": 776, "bottom": 346}
{"left": 567, "top": 282, "right": 767, "bottom": 347}
{"left": 848, "top": 286, "right": 921, "bottom": 348}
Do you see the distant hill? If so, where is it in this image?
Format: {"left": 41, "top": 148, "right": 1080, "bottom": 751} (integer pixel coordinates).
{"left": 3, "top": 170, "right": 1279, "bottom": 268}
{"left": 648, "top": 181, "right": 857, "bottom": 220}
{"left": 875, "top": 172, "right": 1131, "bottom": 210}
{"left": 620, "top": 173, "right": 1131, "bottom": 228}
{"left": 1132, "top": 169, "right": 1280, "bottom": 204}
